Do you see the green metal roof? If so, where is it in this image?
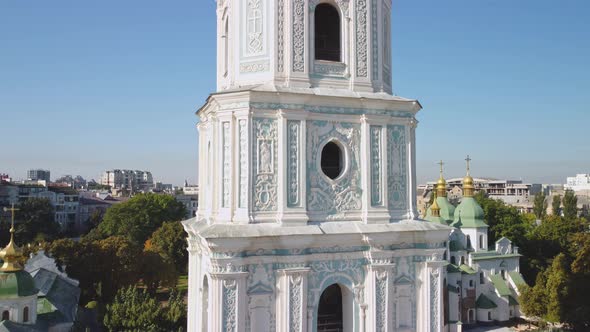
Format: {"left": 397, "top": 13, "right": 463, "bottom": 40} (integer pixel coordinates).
{"left": 508, "top": 295, "right": 519, "bottom": 306}
{"left": 476, "top": 294, "right": 497, "bottom": 309}
{"left": 449, "top": 240, "right": 465, "bottom": 252}
{"left": 471, "top": 252, "right": 521, "bottom": 261}
{"left": 459, "top": 264, "right": 477, "bottom": 275}
{"left": 489, "top": 274, "right": 512, "bottom": 297}
{"left": 425, "top": 214, "right": 447, "bottom": 225}
{"left": 426, "top": 196, "right": 455, "bottom": 224}
{"left": 446, "top": 264, "right": 461, "bottom": 273}
{"left": 451, "top": 197, "right": 488, "bottom": 229}
{"left": 508, "top": 271, "right": 527, "bottom": 288}
{"left": 0, "top": 270, "right": 38, "bottom": 299}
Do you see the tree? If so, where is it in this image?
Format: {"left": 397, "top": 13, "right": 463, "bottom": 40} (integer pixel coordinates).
{"left": 146, "top": 221, "right": 188, "bottom": 274}
{"left": 551, "top": 195, "right": 561, "bottom": 216}
{"left": 104, "top": 286, "right": 162, "bottom": 332}
{"left": 12, "top": 198, "right": 59, "bottom": 244}
{"left": 140, "top": 250, "right": 178, "bottom": 295}
{"left": 95, "top": 236, "right": 143, "bottom": 301}
{"left": 533, "top": 192, "right": 547, "bottom": 219}
{"left": 545, "top": 253, "right": 570, "bottom": 322}
{"left": 521, "top": 272, "right": 548, "bottom": 318}
{"left": 563, "top": 190, "right": 578, "bottom": 220}
{"left": 98, "top": 193, "right": 186, "bottom": 244}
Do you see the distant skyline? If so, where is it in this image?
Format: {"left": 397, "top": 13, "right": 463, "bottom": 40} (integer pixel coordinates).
{"left": 2, "top": 0, "right": 589, "bottom": 186}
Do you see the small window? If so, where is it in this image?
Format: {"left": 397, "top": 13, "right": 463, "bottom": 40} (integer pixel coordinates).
{"left": 450, "top": 256, "right": 456, "bottom": 265}
{"left": 480, "top": 272, "right": 485, "bottom": 284}
{"left": 479, "top": 235, "right": 484, "bottom": 249}
{"left": 1, "top": 311, "right": 8, "bottom": 321}
{"left": 469, "top": 280, "right": 473, "bottom": 288}
{"left": 488, "top": 311, "right": 492, "bottom": 320}
{"left": 321, "top": 141, "right": 344, "bottom": 180}
{"left": 23, "top": 307, "right": 29, "bottom": 323}
{"left": 314, "top": 4, "right": 341, "bottom": 61}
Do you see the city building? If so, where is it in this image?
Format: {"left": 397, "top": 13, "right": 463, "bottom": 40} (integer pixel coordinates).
{"left": 27, "top": 169, "right": 50, "bottom": 183}
{"left": 175, "top": 194, "right": 198, "bottom": 219}
{"left": 565, "top": 173, "right": 590, "bottom": 192}
{"left": 100, "top": 169, "right": 154, "bottom": 193}
{"left": 425, "top": 162, "right": 526, "bottom": 326}
{"left": 182, "top": 1, "right": 451, "bottom": 331}
{"left": 0, "top": 174, "right": 11, "bottom": 183}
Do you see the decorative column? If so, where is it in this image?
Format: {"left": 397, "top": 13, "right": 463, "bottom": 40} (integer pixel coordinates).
{"left": 277, "top": 268, "right": 310, "bottom": 332}
{"left": 210, "top": 269, "right": 248, "bottom": 332}
{"left": 217, "top": 114, "right": 235, "bottom": 223}
{"left": 233, "top": 111, "right": 250, "bottom": 224}
{"left": 278, "top": 112, "right": 308, "bottom": 225}
{"left": 417, "top": 258, "right": 445, "bottom": 332}
{"left": 366, "top": 262, "right": 395, "bottom": 332}
{"left": 186, "top": 243, "right": 200, "bottom": 331}
{"left": 406, "top": 117, "right": 418, "bottom": 219}
{"left": 361, "top": 115, "right": 390, "bottom": 224}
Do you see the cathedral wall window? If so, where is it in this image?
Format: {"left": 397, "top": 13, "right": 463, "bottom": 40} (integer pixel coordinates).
{"left": 1, "top": 311, "right": 8, "bottom": 321}
{"left": 321, "top": 141, "right": 345, "bottom": 180}
{"left": 317, "top": 284, "right": 344, "bottom": 331}
{"left": 23, "top": 307, "right": 29, "bottom": 323}
{"left": 314, "top": 3, "right": 341, "bottom": 62}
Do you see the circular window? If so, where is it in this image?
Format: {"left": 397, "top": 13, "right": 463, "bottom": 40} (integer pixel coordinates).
{"left": 321, "top": 141, "right": 344, "bottom": 180}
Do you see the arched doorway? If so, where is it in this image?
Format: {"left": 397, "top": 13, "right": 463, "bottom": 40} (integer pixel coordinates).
{"left": 201, "top": 276, "right": 209, "bottom": 331}
{"left": 314, "top": 3, "right": 341, "bottom": 61}
{"left": 1, "top": 310, "right": 8, "bottom": 321}
{"left": 23, "top": 307, "right": 29, "bottom": 323}
{"left": 317, "top": 284, "right": 344, "bottom": 331}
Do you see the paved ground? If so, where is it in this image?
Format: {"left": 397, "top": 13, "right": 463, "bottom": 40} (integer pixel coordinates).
{"left": 465, "top": 327, "right": 513, "bottom": 332}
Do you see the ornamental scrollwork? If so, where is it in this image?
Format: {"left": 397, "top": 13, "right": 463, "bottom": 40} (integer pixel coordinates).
{"left": 370, "top": 126, "right": 382, "bottom": 206}
{"left": 375, "top": 270, "right": 388, "bottom": 332}
{"left": 222, "top": 121, "right": 231, "bottom": 207}
{"left": 277, "top": 0, "right": 285, "bottom": 72}
{"left": 292, "top": 0, "right": 305, "bottom": 72}
{"left": 239, "top": 119, "right": 248, "bottom": 208}
{"left": 289, "top": 275, "right": 303, "bottom": 332}
{"left": 387, "top": 125, "right": 407, "bottom": 210}
{"left": 223, "top": 279, "right": 238, "bottom": 332}
{"left": 287, "top": 121, "right": 300, "bottom": 207}
{"left": 355, "top": 0, "right": 368, "bottom": 77}
{"left": 430, "top": 268, "right": 440, "bottom": 332}
{"left": 253, "top": 119, "right": 278, "bottom": 212}
{"left": 246, "top": 0, "right": 264, "bottom": 55}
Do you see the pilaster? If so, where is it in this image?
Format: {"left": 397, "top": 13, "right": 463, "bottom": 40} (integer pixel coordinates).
{"left": 361, "top": 115, "right": 390, "bottom": 224}
{"left": 234, "top": 111, "right": 251, "bottom": 224}
{"left": 417, "top": 259, "right": 445, "bottom": 332}
{"left": 277, "top": 268, "right": 311, "bottom": 332}
{"left": 366, "top": 262, "right": 395, "bottom": 332}
{"left": 210, "top": 271, "right": 249, "bottom": 332}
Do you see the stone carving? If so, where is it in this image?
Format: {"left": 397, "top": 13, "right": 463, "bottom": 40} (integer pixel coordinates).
{"left": 382, "top": 2, "right": 391, "bottom": 86}
{"left": 277, "top": 0, "right": 285, "bottom": 73}
{"left": 240, "top": 60, "right": 270, "bottom": 73}
{"left": 375, "top": 270, "right": 388, "bottom": 332}
{"left": 253, "top": 119, "right": 278, "bottom": 212}
{"left": 239, "top": 119, "right": 248, "bottom": 208}
{"left": 309, "top": 0, "right": 350, "bottom": 16}
{"left": 223, "top": 279, "right": 238, "bottom": 332}
{"left": 371, "top": 0, "right": 378, "bottom": 79}
{"left": 250, "top": 102, "right": 414, "bottom": 118}
{"left": 287, "top": 121, "right": 300, "bottom": 207}
{"left": 355, "top": 0, "right": 368, "bottom": 77}
{"left": 246, "top": 0, "right": 263, "bottom": 55}
{"left": 292, "top": 0, "right": 305, "bottom": 72}
{"left": 387, "top": 125, "right": 407, "bottom": 210}
{"left": 313, "top": 61, "right": 346, "bottom": 76}
{"left": 430, "top": 268, "right": 440, "bottom": 332}
{"left": 370, "top": 126, "right": 382, "bottom": 206}
{"left": 289, "top": 275, "right": 303, "bottom": 332}
{"left": 222, "top": 121, "right": 231, "bottom": 208}
{"left": 307, "top": 121, "right": 362, "bottom": 218}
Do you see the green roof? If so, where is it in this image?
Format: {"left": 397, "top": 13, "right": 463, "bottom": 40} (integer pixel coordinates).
{"left": 471, "top": 251, "right": 521, "bottom": 261}
{"left": 489, "top": 274, "right": 512, "bottom": 297}
{"left": 447, "top": 264, "right": 461, "bottom": 273}
{"left": 451, "top": 197, "right": 488, "bottom": 229}
{"left": 449, "top": 240, "right": 465, "bottom": 252}
{"left": 425, "top": 214, "right": 447, "bottom": 225}
{"left": 459, "top": 264, "right": 477, "bottom": 275}
{"left": 426, "top": 196, "right": 455, "bottom": 223}
{"left": 476, "top": 294, "right": 497, "bottom": 309}
{"left": 0, "top": 270, "right": 38, "bottom": 299}
{"left": 508, "top": 271, "right": 527, "bottom": 289}
{"left": 508, "top": 295, "right": 519, "bottom": 306}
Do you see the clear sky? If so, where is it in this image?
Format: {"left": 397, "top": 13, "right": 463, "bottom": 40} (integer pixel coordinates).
{"left": 1, "top": 0, "right": 589, "bottom": 186}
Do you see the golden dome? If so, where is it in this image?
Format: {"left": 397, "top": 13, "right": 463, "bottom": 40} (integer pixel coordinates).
{"left": 462, "top": 155, "right": 475, "bottom": 197}
{"left": 430, "top": 192, "right": 441, "bottom": 217}
{"left": 1, "top": 206, "right": 24, "bottom": 272}
{"left": 436, "top": 160, "right": 448, "bottom": 197}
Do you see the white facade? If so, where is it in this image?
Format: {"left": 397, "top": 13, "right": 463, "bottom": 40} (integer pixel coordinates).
{"left": 565, "top": 173, "right": 590, "bottom": 192}
{"left": 100, "top": 169, "right": 154, "bottom": 192}
{"left": 182, "top": 0, "right": 453, "bottom": 331}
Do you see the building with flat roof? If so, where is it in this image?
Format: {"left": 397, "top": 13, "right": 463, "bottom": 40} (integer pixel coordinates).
{"left": 27, "top": 170, "right": 50, "bottom": 183}
{"left": 565, "top": 174, "right": 590, "bottom": 192}
{"left": 100, "top": 169, "right": 154, "bottom": 193}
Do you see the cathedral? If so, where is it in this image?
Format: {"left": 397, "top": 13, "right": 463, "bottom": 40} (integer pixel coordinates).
{"left": 182, "top": 0, "right": 523, "bottom": 331}
{"left": 425, "top": 161, "right": 526, "bottom": 328}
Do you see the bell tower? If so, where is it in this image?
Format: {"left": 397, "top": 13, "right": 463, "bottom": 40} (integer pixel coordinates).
{"left": 184, "top": 1, "right": 451, "bottom": 331}
{"left": 216, "top": 0, "right": 393, "bottom": 93}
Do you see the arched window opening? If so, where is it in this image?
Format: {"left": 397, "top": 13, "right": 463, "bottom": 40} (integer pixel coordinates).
{"left": 223, "top": 19, "right": 229, "bottom": 76}
{"left": 479, "top": 235, "right": 484, "bottom": 249}
{"left": 1, "top": 311, "right": 8, "bottom": 321}
{"left": 314, "top": 4, "right": 341, "bottom": 61}
{"left": 469, "top": 280, "right": 473, "bottom": 288}
{"left": 480, "top": 272, "right": 485, "bottom": 284}
{"left": 317, "top": 284, "right": 343, "bottom": 332}
{"left": 488, "top": 311, "right": 492, "bottom": 321}
{"left": 201, "top": 277, "right": 209, "bottom": 331}
{"left": 321, "top": 141, "right": 344, "bottom": 180}
{"left": 466, "top": 235, "right": 472, "bottom": 249}
{"left": 468, "top": 309, "right": 475, "bottom": 323}
{"left": 460, "top": 256, "right": 465, "bottom": 265}
{"left": 23, "top": 307, "right": 29, "bottom": 323}
{"left": 450, "top": 256, "right": 456, "bottom": 265}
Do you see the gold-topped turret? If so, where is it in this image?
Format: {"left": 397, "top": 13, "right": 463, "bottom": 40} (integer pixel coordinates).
{"left": 0, "top": 204, "right": 24, "bottom": 272}
{"left": 430, "top": 192, "right": 441, "bottom": 217}
{"left": 463, "top": 155, "right": 475, "bottom": 197}
{"left": 436, "top": 160, "right": 447, "bottom": 197}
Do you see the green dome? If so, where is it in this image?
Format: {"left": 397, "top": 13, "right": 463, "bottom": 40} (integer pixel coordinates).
{"left": 451, "top": 197, "right": 488, "bottom": 228}
{"left": 0, "top": 270, "right": 38, "bottom": 299}
{"left": 426, "top": 197, "right": 456, "bottom": 224}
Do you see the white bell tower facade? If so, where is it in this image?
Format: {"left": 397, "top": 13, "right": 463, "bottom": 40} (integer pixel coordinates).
{"left": 183, "top": 1, "right": 450, "bottom": 331}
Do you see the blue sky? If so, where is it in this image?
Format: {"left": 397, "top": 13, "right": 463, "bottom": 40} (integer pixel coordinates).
{"left": 1, "top": 0, "right": 589, "bottom": 186}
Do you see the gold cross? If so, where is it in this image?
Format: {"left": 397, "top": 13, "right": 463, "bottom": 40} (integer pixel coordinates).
{"left": 437, "top": 160, "right": 444, "bottom": 177}
{"left": 465, "top": 155, "right": 472, "bottom": 175}
{"left": 3, "top": 204, "right": 19, "bottom": 231}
